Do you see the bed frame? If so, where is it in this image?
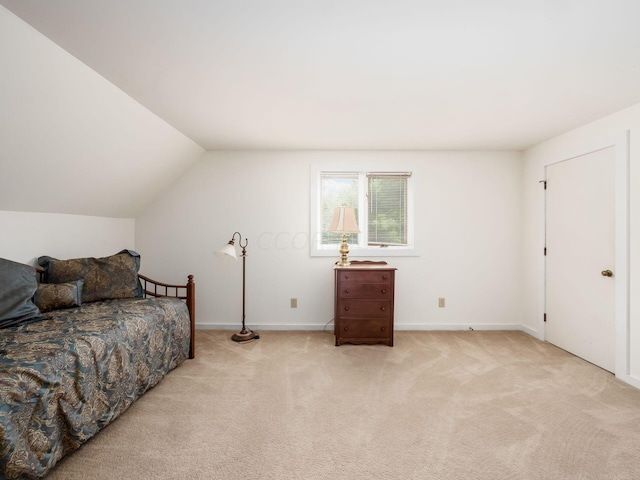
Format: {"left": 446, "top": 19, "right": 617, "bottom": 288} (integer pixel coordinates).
{"left": 139, "top": 274, "right": 196, "bottom": 359}
{"left": 36, "top": 269, "right": 196, "bottom": 359}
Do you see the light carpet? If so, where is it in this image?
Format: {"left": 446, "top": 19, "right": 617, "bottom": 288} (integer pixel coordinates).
{"left": 48, "top": 330, "right": 640, "bottom": 479}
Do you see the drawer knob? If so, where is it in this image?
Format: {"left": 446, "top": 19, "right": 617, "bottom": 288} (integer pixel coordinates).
{"left": 345, "top": 275, "right": 350, "bottom": 279}
{"left": 381, "top": 327, "right": 385, "bottom": 331}
{"left": 345, "top": 306, "right": 350, "bottom": 311}
{"left": 380, "top": 307, "right": 386, "bottom": 311}
{"left": 344, "top": 326, "right": 349, "bottom": 332}
{"left": 382, "top": 275, "right": 387, "bottom": 280}
{"left": 345, "top": 289, "right": 350, "bottom": 294}
{"left": 381, "top": 289, "right": 386, "bottom": 294}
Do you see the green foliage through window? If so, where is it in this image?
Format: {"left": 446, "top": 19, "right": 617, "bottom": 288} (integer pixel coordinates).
{"left": 320, "top": 173, "right": 359, "bottom": 245}
{"left": 368, "top": 174, "right": 408, "bottom": 245}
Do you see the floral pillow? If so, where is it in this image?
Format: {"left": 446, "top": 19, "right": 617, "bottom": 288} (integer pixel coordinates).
{"left": 33, "top": 280, "right": 84, "bottom": 313}
{"left": 38, "top": 250, "right": 142, "bottom": 303}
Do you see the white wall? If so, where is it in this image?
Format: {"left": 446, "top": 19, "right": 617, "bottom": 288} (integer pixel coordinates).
{"left": 522, "top": 102, "right": 640, "bottom": 387}
{"left": 0, "top": 210, "right": 135, "bottom": 266}
{"left": 0, "top": 6, "right": 205, "bottom": 218}
{"left": 135, "top": 150, "right": 524, "bottom": 333}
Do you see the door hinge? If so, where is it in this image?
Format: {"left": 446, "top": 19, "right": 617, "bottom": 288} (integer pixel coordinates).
{"left": 544, "top": 313, "right": 547, "bottom": 322}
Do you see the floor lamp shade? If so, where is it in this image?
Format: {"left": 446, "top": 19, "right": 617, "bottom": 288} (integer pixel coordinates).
{"left": 328, "top": 207, "right": 360, "bottom": 267}
{"left": 216, "top": 242, "right": 238, "bottom": 260}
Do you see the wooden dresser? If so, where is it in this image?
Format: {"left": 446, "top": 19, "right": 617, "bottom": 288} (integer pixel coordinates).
{"left": 334, "top": 261, "right": 396, "bottom": 346}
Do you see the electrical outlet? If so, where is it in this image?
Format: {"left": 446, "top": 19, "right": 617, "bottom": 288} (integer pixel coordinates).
{"left": 291, "top": 298, "right": 298, "bottom": 308}
{"left": 438, "top": 297, "right": 445, "bottom": 308}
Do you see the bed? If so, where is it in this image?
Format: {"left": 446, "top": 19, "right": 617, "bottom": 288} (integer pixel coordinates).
{"left": 0, "top": 252, "right": 195, "bottom": 479}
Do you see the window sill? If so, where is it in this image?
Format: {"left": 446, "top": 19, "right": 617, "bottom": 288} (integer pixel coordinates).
{"left": 311, "top": 245, "right": 419, "bottom": 257}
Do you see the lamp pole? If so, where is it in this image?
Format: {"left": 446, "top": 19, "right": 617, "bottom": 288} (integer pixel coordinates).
{"left": 240, "top": 238, "right": 247, "bottom": 333}
{"left": 229, "top": 233, "right": 259, "bottom": 343}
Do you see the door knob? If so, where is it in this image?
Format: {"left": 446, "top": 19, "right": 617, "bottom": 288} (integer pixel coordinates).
{"left": 601, "top": 270, "right": 613, "bottom": 277}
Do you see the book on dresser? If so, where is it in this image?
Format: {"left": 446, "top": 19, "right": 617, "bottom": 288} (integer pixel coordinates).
{"left": 333, "top": 260, "right": 397, "bottom": 346}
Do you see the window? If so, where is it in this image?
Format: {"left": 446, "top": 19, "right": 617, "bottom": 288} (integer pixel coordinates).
{"left": 311, "top": 169, "right": 416, "bottom": 257}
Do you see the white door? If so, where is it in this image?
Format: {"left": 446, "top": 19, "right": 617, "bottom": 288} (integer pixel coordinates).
{"left": 545, "top": 147, "right": 616, "bottom": 372}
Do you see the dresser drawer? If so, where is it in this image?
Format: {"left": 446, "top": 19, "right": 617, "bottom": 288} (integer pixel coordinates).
{"left": 337, "top": 299, "right": 390, "bottom": 318}
{"left": 337, "top": 282, "right": 392, "bottom": 299}
{"left": 337, "top": 270, "right": 392, "bottom": 284}
{"left": 337, "top": 318, "right": 391, "bottom": 340}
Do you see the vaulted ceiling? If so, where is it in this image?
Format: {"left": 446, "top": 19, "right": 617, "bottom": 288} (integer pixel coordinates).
{"left": 3, "top": 0, "right": 640, "bottom": 152}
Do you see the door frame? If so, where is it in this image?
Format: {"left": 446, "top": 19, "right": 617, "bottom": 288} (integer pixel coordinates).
{"left": 541, "top": 131, "right": 631, "bottom": 384}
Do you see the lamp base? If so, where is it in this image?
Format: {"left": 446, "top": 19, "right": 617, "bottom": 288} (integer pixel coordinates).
{"left": 231, "top": 328, "right": 260, "bottom": 343}
{"left": 336, "top": 234, "right": 351, "bottom": 267}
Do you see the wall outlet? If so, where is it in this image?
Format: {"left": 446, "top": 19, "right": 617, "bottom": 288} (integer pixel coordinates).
{"left": 438, "top": 297, "right": 445, "bottom": 308}
{"left": 291, "top": 298, "right": 298, "bottom": 308}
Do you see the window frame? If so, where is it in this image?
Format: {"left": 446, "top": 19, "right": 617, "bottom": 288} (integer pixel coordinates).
{"left": 310, "top": 165, "right": 418, "bottom": 258}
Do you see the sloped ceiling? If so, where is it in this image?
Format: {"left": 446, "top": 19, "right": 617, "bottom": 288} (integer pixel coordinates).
{"left": 2, "top": 0, "right": 640, "bottom": 152}
{"left": 0, "top": 6, "right": 205, "bottom": 218}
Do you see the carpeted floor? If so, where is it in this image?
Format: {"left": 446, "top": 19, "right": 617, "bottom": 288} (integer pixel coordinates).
{"left": 48, "top": 330, "right": 640, "bottom": 479}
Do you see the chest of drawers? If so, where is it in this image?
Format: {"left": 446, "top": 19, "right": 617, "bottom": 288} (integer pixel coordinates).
{"left": 334, "top": 261, "right": 396, "bottom": 346}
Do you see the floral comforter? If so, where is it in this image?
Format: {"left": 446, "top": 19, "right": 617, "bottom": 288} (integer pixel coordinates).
{"left": 0, "top": 297, "right": 191, "bottom": 479}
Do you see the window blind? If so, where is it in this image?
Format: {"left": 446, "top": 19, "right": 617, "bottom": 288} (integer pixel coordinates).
{"left": 367, "top": 173, "right": 410, "bottom": 246}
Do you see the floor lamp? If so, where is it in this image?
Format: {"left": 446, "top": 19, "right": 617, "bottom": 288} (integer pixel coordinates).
{"left": 216, "top": 232, "right": 260, "bottom": 343}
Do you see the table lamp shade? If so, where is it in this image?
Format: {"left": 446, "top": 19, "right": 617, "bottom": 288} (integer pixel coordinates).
{"left": 328, "top": 207, "right": 360, "bottom": 234}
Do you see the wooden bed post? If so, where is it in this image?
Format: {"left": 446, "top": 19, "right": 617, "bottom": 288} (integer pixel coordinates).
{"left": 187, "top": 275, "right": 195, "bottom": 359}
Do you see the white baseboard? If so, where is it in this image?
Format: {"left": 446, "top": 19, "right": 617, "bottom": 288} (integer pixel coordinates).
{"left": 394, "top": 323, "right": 523, "bottom": 331}
{"left": 196, "top": 323, "right": 329, "bottom": 331}
{"left": 616, "top": 373, "right": 640, "bottom": 390}
{"left": 519, "top": 323, "right": 543, "bottom": 340}
{"left": 196, "top": 323, "right": 534, "bottom": 333}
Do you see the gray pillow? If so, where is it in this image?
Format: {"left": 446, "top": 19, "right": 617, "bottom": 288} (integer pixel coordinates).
{"left": 0, "top": 258, "right": 45, "bottom": 329}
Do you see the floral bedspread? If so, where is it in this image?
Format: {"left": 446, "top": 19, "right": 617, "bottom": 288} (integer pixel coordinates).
{"left": 0, "top": 297, "right": 190, "bottom": 479}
